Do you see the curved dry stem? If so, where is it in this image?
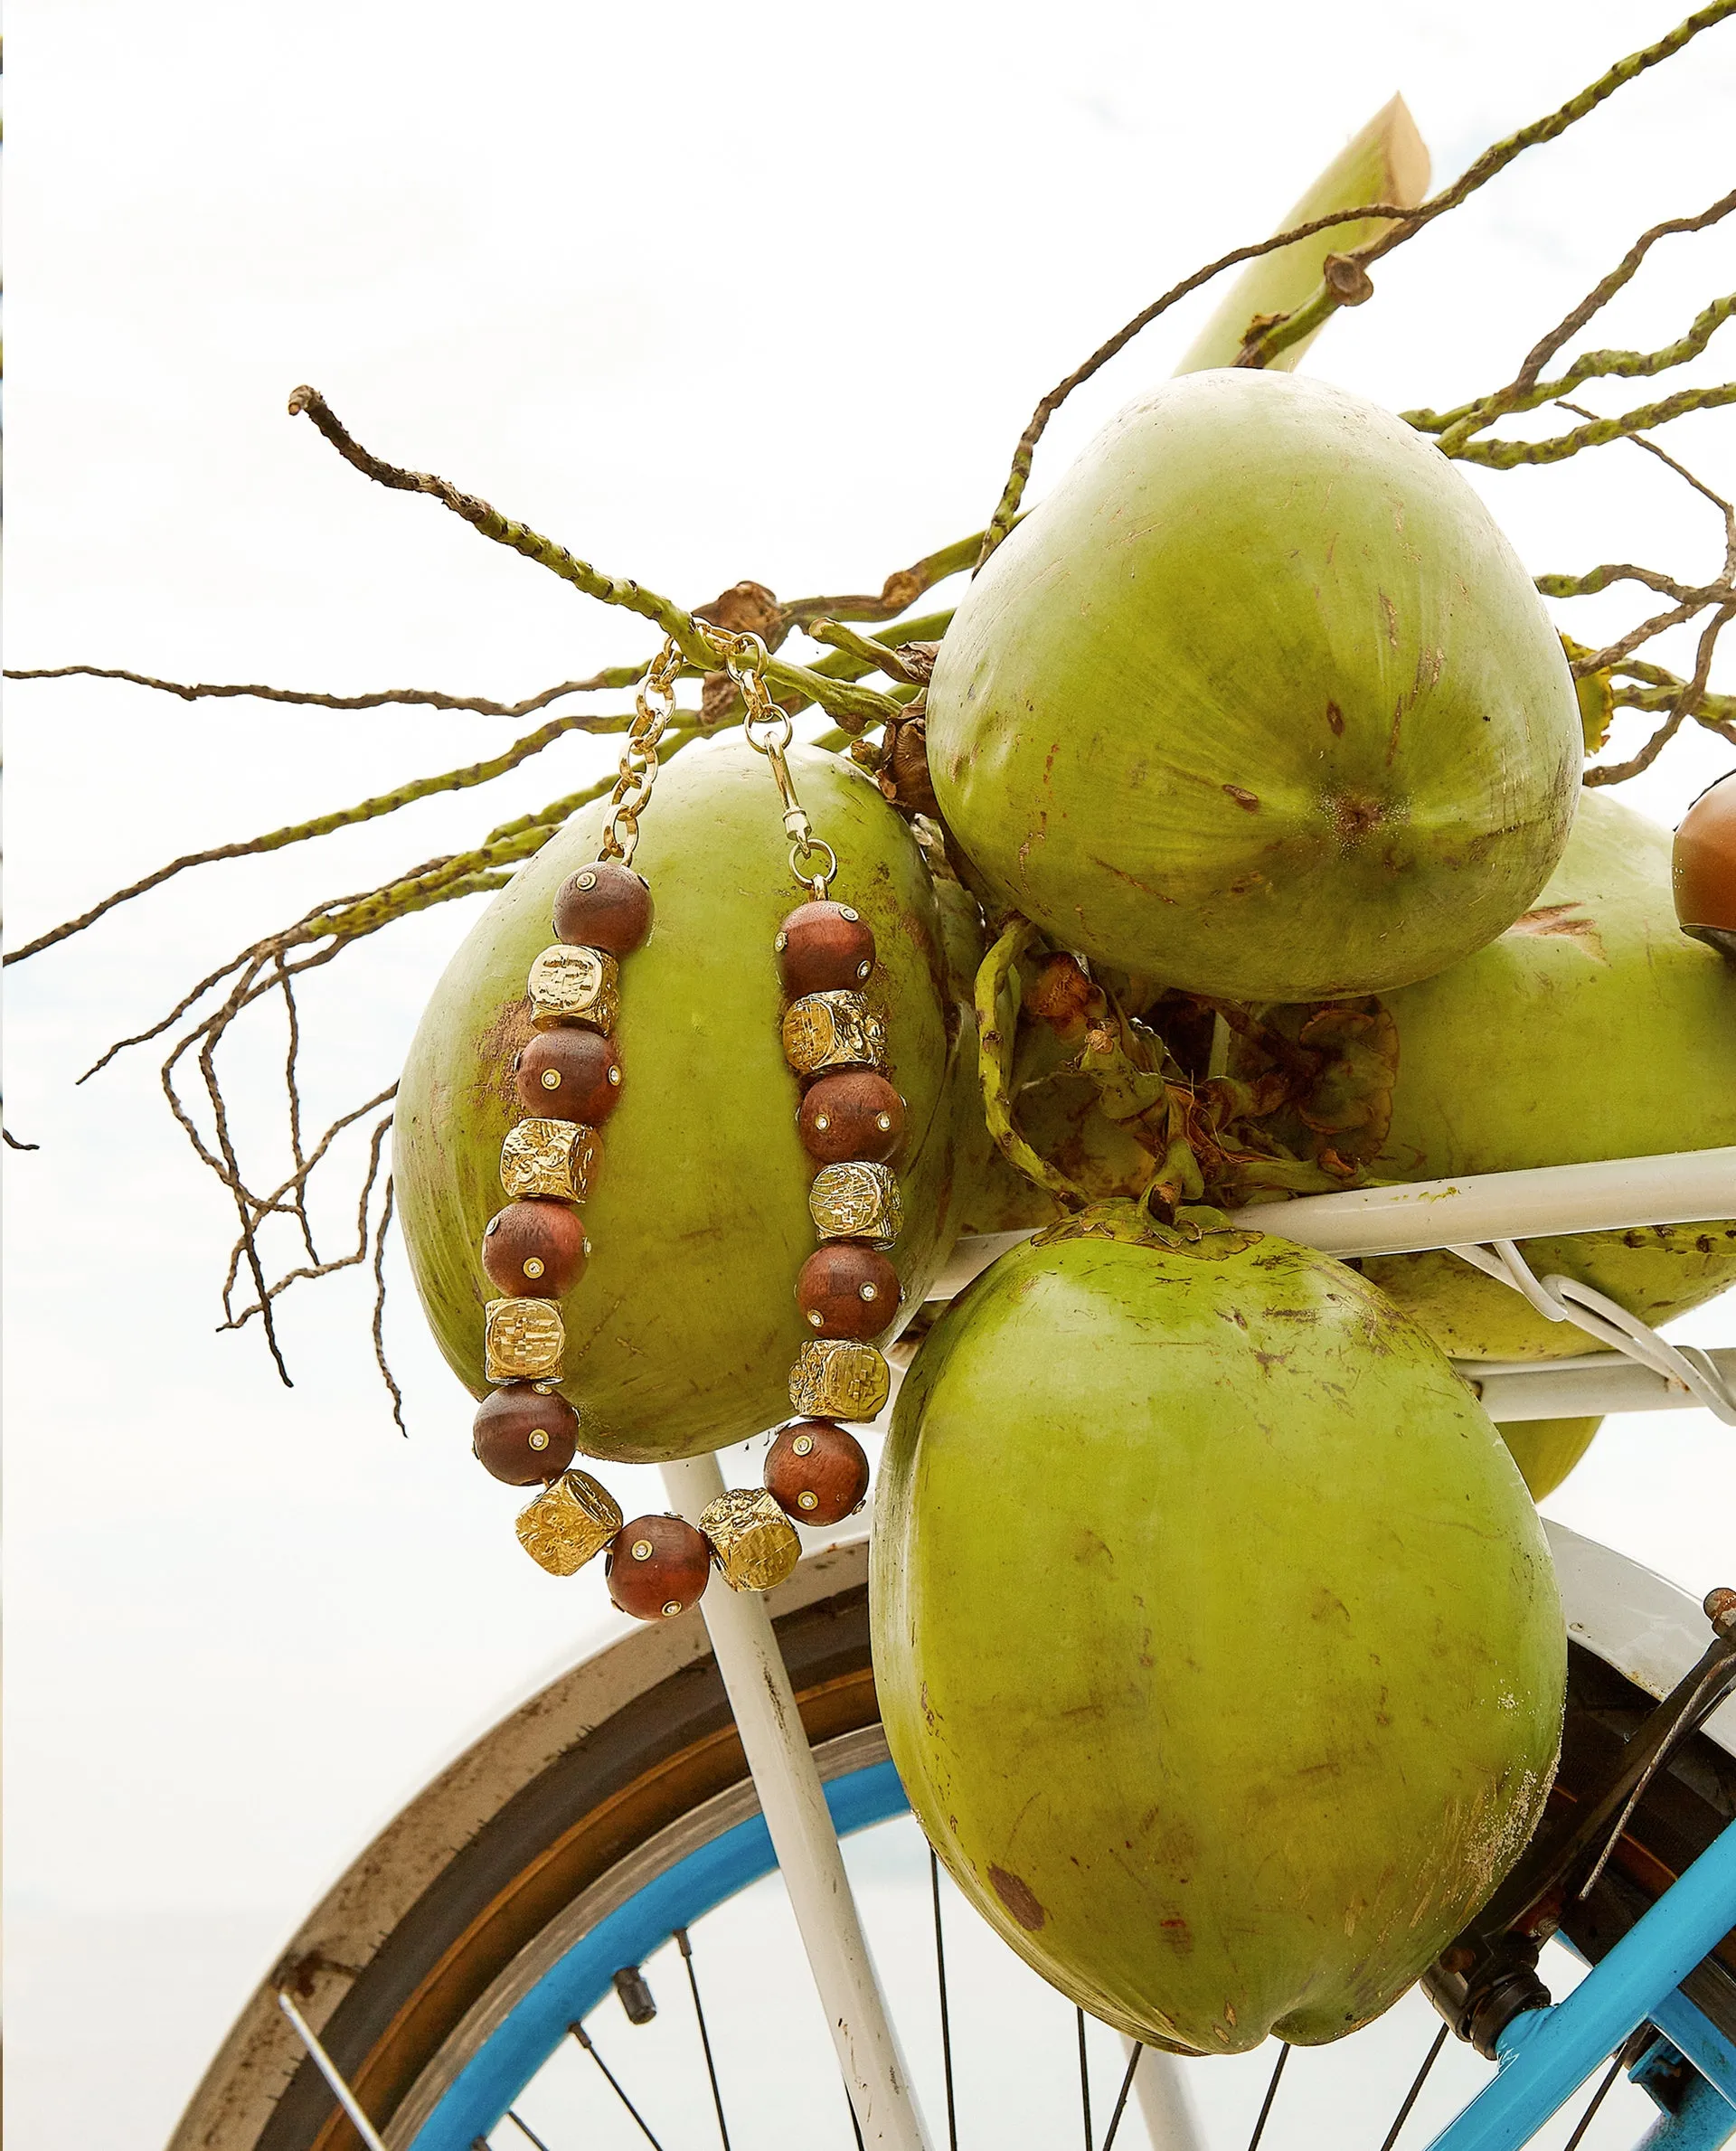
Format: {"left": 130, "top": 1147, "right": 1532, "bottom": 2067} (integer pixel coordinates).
{"left": 1538, "top": 562, "right": 1710, "bottom": 603}
{"left": 1242, "top": 2, "right": 1736, "bottom": 368}
{"left": 781, "top": 534, "right": 983, "bottom": 630}
{"left": 1445, "top": 381, "right": 1736, "bottom": 468}
{"left": 2, "top": 662, "right": 647, "bottom": 716}
{"left": 805, "top": 619, "right": 929, "bottom": 686}
{"left": 1411, "top": 293, "right": 1735, "bottom": 451}
{"left": 7, "top": 706, "right": 658, "bottom": 967}
{"left": 976, "top": 199, "right": 1414, "bottom": 563}
{"left": 1585, "top": 600, "right": 1736, "bottom": 783}
{"left": 975, "top": 918, "right": 1089, "bottom": 1207}
{"left": 288, "top": 386, "right": 900, "bottom": 734}
{"left": 372, "top": 1175, "right": 407, "bottom": 1437}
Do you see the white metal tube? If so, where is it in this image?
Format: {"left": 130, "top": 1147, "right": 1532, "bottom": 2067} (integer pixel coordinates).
{"left": 1119, "top": 2036, "right": 1208, "bottom": 2150}
{"left": 929, "top": 1149, "right": 1736, "bottom": 1297}
{"left": 1242, "top": 1147, "right": 1736, "bottom": 1259}
{"left": 1462, "top": 1347, "right": 1736, "bottom": 1422}
{"left": 661, "top": 1452, "right": 931, "bottom": 2151}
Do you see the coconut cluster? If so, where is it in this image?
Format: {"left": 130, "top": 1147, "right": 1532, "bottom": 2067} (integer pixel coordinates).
{"left": 398, "top": 371, "right": 1731, "bottom": 2054}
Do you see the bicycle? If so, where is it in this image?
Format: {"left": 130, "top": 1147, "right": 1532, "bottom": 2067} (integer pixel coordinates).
{"left": 169, "top": 1152, "right": 1736, "bottom": 2151}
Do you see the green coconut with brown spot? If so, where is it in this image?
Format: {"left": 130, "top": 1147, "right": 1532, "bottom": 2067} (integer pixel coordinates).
{"left": 926, "top": 369, "right": 1580, "bottom": 1002}
{"left": 1362, "top": 790, "right": 1736, "bottom": 1359}
{"left": 873, "top": 1206, "right": 1563, "bottom": 2052}
{"left": 394, "top": 738, "right": 982, "bottom": 1463}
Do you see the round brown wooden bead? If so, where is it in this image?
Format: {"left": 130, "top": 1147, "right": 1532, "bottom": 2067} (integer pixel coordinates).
{"left": 767, "top": 1421, "right": 870, "bottom": 1526}
{"left": 483, "top": 1201, "right": 589, "bottom": 1297}
{"left": 516, "top": 1029, "right": 623, "bottom": 1123}
{"left": 606, "top": 1514, "right": 712, "bottom": 1620}
{"left": 798, "top": 1071, "right": 905, "bottom": 1165}
{"left": 797, "top": 1241, "right": 901, "bottom": 1341}
{"left": 776, "top": 901, "right": 876, "bottom": 996}
{"left": 553, "top": 861, "right": 653, "bottom": 956}
{"left": 1675, "top": 770, "right": 1736, "bottom": 956}
{"left": 473, "top": 1383, "right": 580, "bottom": 1485}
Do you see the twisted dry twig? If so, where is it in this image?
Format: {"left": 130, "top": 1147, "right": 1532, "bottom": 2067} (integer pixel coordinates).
{"left": 977, "top": 1, "right": 1736, "bottom": 556}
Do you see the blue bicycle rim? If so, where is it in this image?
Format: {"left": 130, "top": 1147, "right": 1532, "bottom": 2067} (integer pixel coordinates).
{"left": 410, "top": 1758, "right": 911, "bottom": 2148}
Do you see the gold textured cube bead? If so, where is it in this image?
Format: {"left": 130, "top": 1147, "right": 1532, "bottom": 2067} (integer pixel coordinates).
{"left": 781, "top": 991, "right": 887, "bottom": 1076}
{"left": 809, "top": 1160, "right": 902, "bottom": 1249}
{"left": 515, "top": 1469, "right": 623, "bottom": 1577}
{"left": 500, "top": 1117, "right": 599, "bottom": 1202}
{"left": 527, "top": 944, "right": 620, "bottom": 1033}
{"left": 698, "top": 1488, "right": 801, "bottom": 1593}
{"left": 485, "top": 1297, "right": 566, "bottom": 1382}
{"left": 789, "top": 1338, "right": 892, "bottom": 1422}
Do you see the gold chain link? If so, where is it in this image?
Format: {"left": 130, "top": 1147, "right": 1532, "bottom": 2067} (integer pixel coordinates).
{"left": 599, "top": 637, "right": 684, "bottom": 864}
{"left": 704, "top": 627, "right": 837, "bottom": 897}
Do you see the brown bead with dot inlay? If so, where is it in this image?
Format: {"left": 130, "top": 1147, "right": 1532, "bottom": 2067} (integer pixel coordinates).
{"left": 776, "top": 901, "right": 876, "bottom": 997}
{"left": 766, "top": 1420, "right": 870, "bottom": 1526}
{"left": 482, "top": 1201, "right": 589, "bottom": 1297}
{"left": 797, "top": 1071, "right": 904, "bottom": 1165}
{"left": 796, "top": 1241, "right": 901, "bottom": 1341}
{"left": 553, "top": 861, "right": 654, "bottom": 956}
{"left": 605, "top": 1514, "right": 712, "bottom": 1620}
{"left": 515, "top": 1029, "right": 623, "bottom": 1124}
{"left": 473, "top": 1382, "right": 580, "bottom": 1485}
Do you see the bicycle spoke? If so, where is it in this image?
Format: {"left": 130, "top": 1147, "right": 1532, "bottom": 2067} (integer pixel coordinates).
{"left": 568, "top": 2021, "right": 666, "bottom": 2151}
{"left": 1377, "top": 2024, "right": 1449, "bottom": 2151}
{"left": 929, "top": 1850, "right": 959, "bottom": 2151}
{"left": 1246, "top": 2043, "right": 1289, "bottom": 2151}
{"left": 1078, "top": 2008, "right": 1094, "bottom": 2151}
{"left": 504, "top": 2113, "right": 555, "bottom": 2151}
{"left": 1560, "top": 2054, "right": 1624, "bottom": 2151}
{"left": 675, "top": 1927, "right": 731, "bottom": 2151}
{"left": 1100, "top": 2043, "right": 1144, "bottom": 2151}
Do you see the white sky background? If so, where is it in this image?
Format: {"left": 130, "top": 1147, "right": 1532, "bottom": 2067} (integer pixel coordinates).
{"left": 6, "top": 1, "right": 1736, "bottom": 2143}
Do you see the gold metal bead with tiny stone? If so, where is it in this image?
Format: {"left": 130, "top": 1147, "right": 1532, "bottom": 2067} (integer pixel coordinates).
{"left": 781, "top": 991, "right": 887, "bottom": 1076}
{"left": 789, "top": 1337, "right": 892, "bottom": 1421}
{"left": 698, "top": 1488, "right": 802, "bottom": 1592}
{"left": 499, "top": 1118, "right": 599, "bottom": 1202}
{"left": 515, "top": 1469, "right": 623, "bottom": 1576}
{"left": 809, "top": 1160, "right": 902, "bottom": 1248}
{"left": 485, "top": 1297, "right": 566, "bottom": 1382}
{"left": 526, "top": 945, "right": 621, "bottom": 1033}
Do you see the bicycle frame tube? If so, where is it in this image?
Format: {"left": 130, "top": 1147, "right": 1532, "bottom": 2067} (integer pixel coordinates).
{"left": 1424, "top": 1820, "right": 1736, "bottom": 2151}
{"left": 662, "top": 1452, "right": 932, "bottom": 2151}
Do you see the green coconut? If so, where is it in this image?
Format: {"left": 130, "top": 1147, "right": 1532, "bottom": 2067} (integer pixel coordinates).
{"left": 394, "top": 738, "right": 981, "bottom": 1463}
{"left": 874, "top": 1208, "right": 1563, "bottom": 2052}
{"left": 1361, "top": 790, "right": 1736, "bottom": 1359}
{"left": 1497, "top": 1417, "right": 1602, "bottom": 1501}
{"left": 926, "top": 370, "right": 1580, "bottom": 1001}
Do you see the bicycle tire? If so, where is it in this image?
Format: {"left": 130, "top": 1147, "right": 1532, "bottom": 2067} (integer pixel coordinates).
{"left": 168, "top": 1527, "right": 1736, "bottom": 2151}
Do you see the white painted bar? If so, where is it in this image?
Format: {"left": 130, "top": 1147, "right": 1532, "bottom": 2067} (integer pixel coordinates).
{"left": 661, "top": 1453, "right": 931, "bottom": 2151}
{"left": 1270, "top": 1147, "right": 1736, "bottom": 1259}
{"left": 928, "top": 1148, "right": 1736, "bottom": 1298}
{"left": 1119, "top": 2035, "right": 1208, "bottom": 2149}
{"left": 1459, "top": 1347, "right": 1736, "bottom": 1422}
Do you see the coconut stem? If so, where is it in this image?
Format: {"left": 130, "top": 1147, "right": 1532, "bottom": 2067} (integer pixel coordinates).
{"left": 1240, "top": 2, "right": 1736, "bottom": 369}
{"left": 285, "top": 385, "right": 902, "bottom": 735}
{"left": 975, "top": 918, "right": 1090, "bottom": 1209}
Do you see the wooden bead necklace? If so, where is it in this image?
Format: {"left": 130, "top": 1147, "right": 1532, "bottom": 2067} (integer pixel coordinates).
{"left": 467, "top": 629, "right": 895, "bottom": 1619}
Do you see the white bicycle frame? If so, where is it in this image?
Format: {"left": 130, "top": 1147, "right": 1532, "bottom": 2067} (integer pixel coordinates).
{"left": 650, "top": 1145, "right": 1736, "bottom": 2151}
